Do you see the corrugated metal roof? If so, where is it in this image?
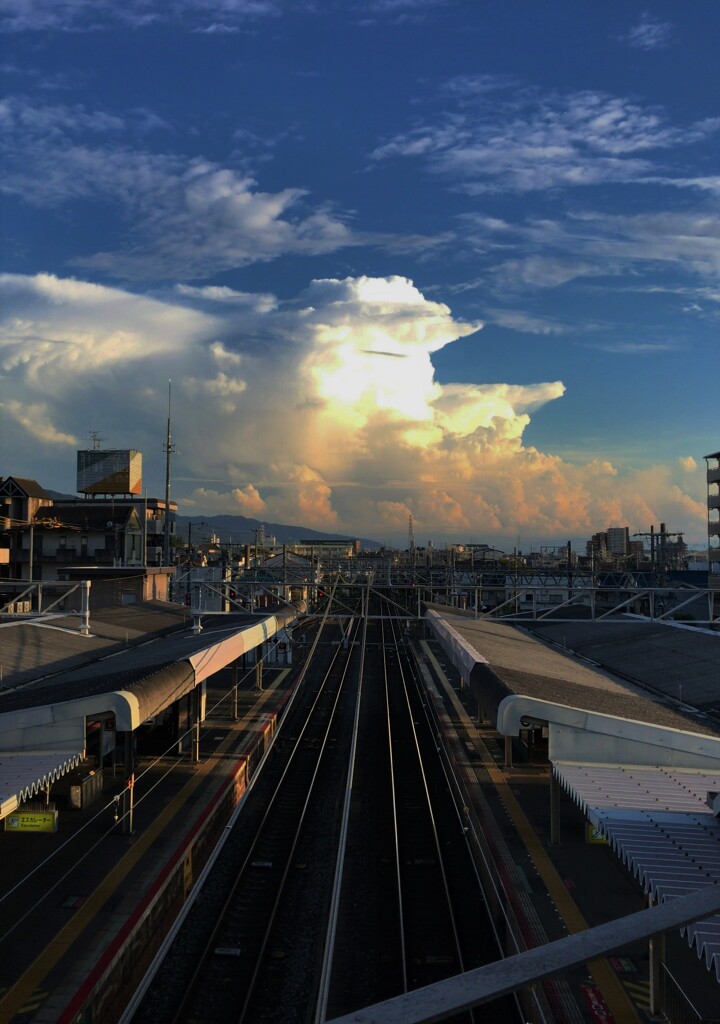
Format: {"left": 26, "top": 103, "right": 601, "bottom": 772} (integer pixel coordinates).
{"left": 554, "top": 762, "right": 720, "bottom": 979}
{"left": 427, "top": 608, "right": 720, "bottom": 737}
{"left": 0, "top": 750, "right": 83, "bottom": 817}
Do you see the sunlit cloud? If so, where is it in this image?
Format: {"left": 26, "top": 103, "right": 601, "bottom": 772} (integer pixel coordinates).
{"left": 0, "top": 272, "right": 709, "bottom": 543}
{"left": 1, "top": 399, "right": 79, "bottom": 445}
{"left": 175, "top": 284, "right": 279, "bottom": 312}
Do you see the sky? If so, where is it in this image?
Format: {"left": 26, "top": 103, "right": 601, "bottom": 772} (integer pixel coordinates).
{"left": 0, "top": 1, "right": 718, "bottom": 549}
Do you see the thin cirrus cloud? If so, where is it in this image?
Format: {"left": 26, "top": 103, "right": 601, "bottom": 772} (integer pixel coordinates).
{"left": 1, "top": 95, "right": 358, "bottom": 279}
{"left": 0, "top": 0, "right": 280, "bottom": 32}
{"left": 0, "top": 271, "right": 707, "bottom": 541}
{"left": 77, "top": 166, "right": 354, "bottom": 279}
{"left": 460, "top": 210, "right": 720, "bottom": 295}
{"left": 371, "top": 82, "right": 719, "bottom": 194}
{"left": 175, "top": 284, "right": 279, "bottom": 313}
{"left": 586, "top": 340, "right": 681, "bottom": 355}
{"left": 623, "top": 14, "right": 673, "bottom": 51}
{"left": 485, "top": 309, "right": 568, "bottom": 335}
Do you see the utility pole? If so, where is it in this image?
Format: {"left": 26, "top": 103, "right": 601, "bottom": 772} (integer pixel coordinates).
{"left": 163, "top": 380, "right": 176, "bottom": 567}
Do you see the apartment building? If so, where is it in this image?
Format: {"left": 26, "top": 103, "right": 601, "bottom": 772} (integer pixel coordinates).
{"left": 705, "top": 449, "right": 720, "bottom": 589}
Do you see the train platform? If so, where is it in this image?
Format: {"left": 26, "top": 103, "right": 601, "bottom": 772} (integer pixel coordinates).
{"left": 0, "top": 665, "right": 296, "bottom": 1024}
{"left": 2, "top": 616, "right": 717, "bottom": 1024}
{"left": 419, "top": 633, "right": 720, "bottom": 1024}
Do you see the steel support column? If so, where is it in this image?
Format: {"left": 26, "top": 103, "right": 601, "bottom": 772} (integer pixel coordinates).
{"left": 550, "top": 771, "right": 561, "bottom": 846}
{"left": 647, "top": 894, "right": 666, "bottom": 1015}
{"left": 232, "top": 660, "right": 239, "bottom": 720}
{"left": 192, "top": 687, "right": 200, "bottom": 763}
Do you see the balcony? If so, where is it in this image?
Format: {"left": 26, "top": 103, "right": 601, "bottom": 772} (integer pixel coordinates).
{"left": 707, "top": 466, "right": 720, "bottom": 484}
{"left": 38, "top": 549, "right": 118, "bottom": 566}
{"left": 55, "top": 548, "right": 79, "bottom": 563}
{"left": 708, "top": 493, "right": 720, "bottom": 510}
{"left": 709, "top": 521, "right": 720, "bottom": 537}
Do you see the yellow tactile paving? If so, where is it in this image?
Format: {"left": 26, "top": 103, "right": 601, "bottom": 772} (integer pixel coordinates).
{"left": 0, "top": 675, "right": 289, "bottom": 1024}
{"left": 421, "top": 641, "right": 643, "bottom": 1024}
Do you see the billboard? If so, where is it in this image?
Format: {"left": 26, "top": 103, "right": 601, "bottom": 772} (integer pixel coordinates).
{"left": 77, "top": 450, "right": 142, "bottom": 495}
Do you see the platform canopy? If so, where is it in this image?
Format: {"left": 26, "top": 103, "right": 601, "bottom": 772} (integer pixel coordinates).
{"left": 425, "top": 606, "right": 720, "bottom": 979}
{"left": 555, "top": 761, "right": 720, "bottom": 979}
{"left": 0, "top": 750, "right": 83, "bottom": 818}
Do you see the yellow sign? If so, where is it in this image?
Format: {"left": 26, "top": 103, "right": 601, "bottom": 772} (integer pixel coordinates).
{"left": 4, "top": 811, "right": 58, "bottom": 833}
{"left": 585, "top": 822, "right": 609, "bottom": 845}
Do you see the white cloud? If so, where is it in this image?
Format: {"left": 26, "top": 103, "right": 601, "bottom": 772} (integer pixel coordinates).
{"left": 1, "top": 400, "right": 79, "bottom": 445}
{"left": 0, "top": 272, "right": 707, "bottom": 543}
{"left": 353, "top": 0, "right": 451, "bottom": 26}
{"left": 193, "top": 22, "right": 240, "bottom": 33}
{"left": 79, "top": 164, "right": 355, "bottom": 278}
{"left": 570, "top": 211, "right": 720, "bottom": 279}
{"left": 175, "top": 284, "right": 278, "bottom": 312}
{"left": 587, "top": 340, "right": 679, "bottom": 355}
{"left": 624, "top": 14, "right": 673, "bottom": 51}
{"left": 492, "top": 255, "right": 609, "bottom": 289}
{"left": 1, "top": 96, "right": 357, "bottom": 279}
{"left": 460, "top": 209, "right": 720, "bottom": 295}
{"left": 371, "top": 85, "right": 719, "bottom": 194}
{"left": 0, "top": 272, "right": 214, "bottom": 377}
{"left": 0, "top": 95, "right": 127, "bottom": 135}
{"left": 651, "top": 175, "right": 720, "bottom": 195}
{"left": 231, "top": 485, "right": 267, "bottom": 517}
{"left": 184, "top": 371, "right": 248, "bottom": 415}
{"left": 485, "top": 310, "right": 569, "bottom": 335}
{"left": 0, "top": 0, "right": 279, "bottom": 32}
{"left": 0, "top": 272, "right": 216, "bottom": 453}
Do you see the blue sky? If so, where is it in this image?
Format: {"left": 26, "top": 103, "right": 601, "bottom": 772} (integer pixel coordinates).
{"left": 1, "top": 1, "right": 718, "bottom": 547}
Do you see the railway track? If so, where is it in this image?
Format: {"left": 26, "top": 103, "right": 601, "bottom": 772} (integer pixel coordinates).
{"left": 319, "top": 600, "right": 514, "bottom": 1023}
{"left": 125, "top": 589, "right": 517, "bottom": 1024}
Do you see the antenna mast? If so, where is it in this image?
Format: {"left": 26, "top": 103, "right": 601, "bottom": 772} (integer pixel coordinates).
{"left": 162, "top": 380, "right": 176, "bottom": 566}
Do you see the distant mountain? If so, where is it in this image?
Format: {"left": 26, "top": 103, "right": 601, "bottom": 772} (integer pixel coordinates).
{"left": 46, "top": 489, "right": 79, "bottom": 500}
{"left": 42, "top": 491, "right": 382, "bottom": 548}
{"left": 175, "top": 512, "right": 381, "bottom": 550}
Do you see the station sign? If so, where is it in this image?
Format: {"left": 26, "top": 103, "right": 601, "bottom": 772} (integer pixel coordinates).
{"left": 4, "top": 810, "right": 58, "bottom": 833}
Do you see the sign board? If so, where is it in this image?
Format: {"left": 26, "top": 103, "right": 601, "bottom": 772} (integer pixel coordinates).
{"left": 586, "top": 822, "right": 609, "bottom": 845}
{"left": 610, "top": 956, "right": 636, "bottom": 973}
{"left": 77, "top": 449, "right": 142, "bottom": 494}
{"left": 4, "top": 810, "right": 58, "bottom": 833}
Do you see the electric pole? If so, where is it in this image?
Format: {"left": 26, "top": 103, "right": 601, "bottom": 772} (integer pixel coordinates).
{"left": 163, "top": 380, "right": 176, "bottom": 566}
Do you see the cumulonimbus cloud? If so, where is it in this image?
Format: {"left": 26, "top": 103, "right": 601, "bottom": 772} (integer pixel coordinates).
{"left": 0, "top": 272, "right": 708, "bottom": 543}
